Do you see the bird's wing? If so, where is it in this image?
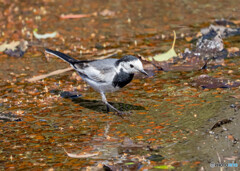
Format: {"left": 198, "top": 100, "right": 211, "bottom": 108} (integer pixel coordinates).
{"left": 73, "top": 58, "right": 118, "bottom": 83}
{"left": 45, "top": 49, "right": 118, "bottom": 83}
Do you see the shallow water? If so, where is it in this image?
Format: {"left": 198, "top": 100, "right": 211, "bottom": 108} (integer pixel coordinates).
{"left": 1, "top": 0, "right": 240, "bottom": 170}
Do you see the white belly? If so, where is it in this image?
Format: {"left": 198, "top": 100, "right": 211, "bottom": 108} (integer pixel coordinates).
{"left": 82, "top": 77, "right": 120, "bottom": 93}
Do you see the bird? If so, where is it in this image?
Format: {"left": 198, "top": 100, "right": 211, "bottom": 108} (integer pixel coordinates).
{"left": 45, "top": 48, "right": 148, "bottom": 116}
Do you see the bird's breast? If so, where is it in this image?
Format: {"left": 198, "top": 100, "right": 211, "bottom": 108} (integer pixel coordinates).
{"left": 112, "top": 69, "right": 134, "bottom": 88}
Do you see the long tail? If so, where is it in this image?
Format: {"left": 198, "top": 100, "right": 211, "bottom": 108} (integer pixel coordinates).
{"left": 45, "top": 48, "right": 78, "bottom": 65}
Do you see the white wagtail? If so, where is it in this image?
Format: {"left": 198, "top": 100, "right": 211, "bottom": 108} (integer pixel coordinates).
{"left": 45, "top": 49, "right": 148, "bottom": 116}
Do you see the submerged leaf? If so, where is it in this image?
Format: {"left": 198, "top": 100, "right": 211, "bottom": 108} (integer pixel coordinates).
{"left": 149, "top": 31, "right": 177, "bottom": 62}
{"left": 154, "top": 165, "right": 175, "bottom": 169}
{"left": 63, "top": 148, "right": 99, "bottom": 158}
{"left": 124, "top": 162, "right": 135, "bottom": 165}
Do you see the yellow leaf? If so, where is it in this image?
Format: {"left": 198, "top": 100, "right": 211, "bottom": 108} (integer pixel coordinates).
{"left": 149, "top": 31, "right": 177, "bottom": 62}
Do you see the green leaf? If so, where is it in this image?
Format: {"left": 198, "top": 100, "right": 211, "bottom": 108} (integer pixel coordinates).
{"left": 124, "top": 162, "right": 135, "bottom": 165}
{"left": 153, "top": 165, "right": 175, "bottom": 169}
{"left": 149, "top": 31, "right": 177, "bottom": 62}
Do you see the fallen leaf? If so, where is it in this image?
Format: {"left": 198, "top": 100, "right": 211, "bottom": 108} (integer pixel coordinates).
{"left": 232, "top": 20, "right": 240, "bottom": 25}
{"left": 135, "top": 136, "right": 144, "bottom": 140}
{"left": 227, "top": 47, "right": 239, "bottom": 53}
{"left": 0, "top": 41, "right": 20, "bottom": 52}
{"left": 33, "top": 29, "right": 58, "bottom": 39}
{"left": 154, "top": 126, "right": 164, "bottom": 129}
{"left": 143, "top": 129, "right": 153, "bottom": 134}
{"left": 149, "top": 31, "right": 177, "bottom": 62}
{"left": 124, "top": 162, "right": 135, "bottom": 165}
{"left": 100, "top": 9, "right": 115, "bottom": 16}
{"left": 0, "top": 40, "right": 28, "bottom": 57}
{"left": 153, "top": 165, "right": 175, "bottom": 169}
{"left": 227, "top": 135, "right": 235, "bottom": 141}
{"left": 63, "top": 148, "right": 99, "bottom": 158}
{"left": 185, "top": 36, "right": 193, "bottom": 42}
{"left": 194, "top": 161, "right": 201, "bottom": 165}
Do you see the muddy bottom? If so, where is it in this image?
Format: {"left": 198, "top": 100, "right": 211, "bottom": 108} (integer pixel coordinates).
{"left": 197, "top": 103, "right": 240, "bottom": 170}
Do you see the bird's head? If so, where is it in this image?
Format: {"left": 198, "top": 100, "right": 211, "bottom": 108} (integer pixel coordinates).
{"left": 116, "top": 55, "right": 148, "bottom": 75}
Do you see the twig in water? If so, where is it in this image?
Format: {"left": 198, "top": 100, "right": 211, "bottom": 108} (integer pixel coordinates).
{"left": 27, "top": 67, "right": 73, "bottom": 82}
{"left": 104, "top": 122, "right": 110, "bottom": 139}
{"left": 216, "top": 151, "right": 223, "bottom": 171}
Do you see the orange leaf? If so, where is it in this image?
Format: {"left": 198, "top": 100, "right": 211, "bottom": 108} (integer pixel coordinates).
{"left": 35, "top": 135, "right": 45, "bottom": 140}
{"left": 194, "top": 161, "right": 201, "bottom": 165}
{"left": 143, "top": 129, "right": 153, "bottom": 134}
{"left": 154, "top": 126, "right": 164, "bottom": 129}
{"left": 136, "top": 136, "right": 144, "bottom": 140}
{"left": 137, "top": 112, "right": 148, "bottom": 115}
{"left": 228, "top": 135, "right": 235, "bottom": 141}
{"left": 147, "top": 138, "right": 156, "bottom": 142}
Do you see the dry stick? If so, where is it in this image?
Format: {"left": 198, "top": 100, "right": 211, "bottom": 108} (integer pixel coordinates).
{"left": 104, "top": 122, "right": 110, "bottom": 139}
{"left": 216, "top": 151, "right": 223, "bottom": 171}
{"left": 95, "top": 49, "right": 122, "bottom": 60}
{"left": 27, "top": 67, "right": 73, "bottom": 82}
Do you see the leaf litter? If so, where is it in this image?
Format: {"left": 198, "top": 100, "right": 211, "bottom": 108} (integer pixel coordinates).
{"left": 191, "top": 75, "right": 240, "bottom": 89}
{"left": 1, "top": 1, "right": 240, "bottom": 170}
{"left": 141, "top": 23, "right": 240, "bottom": 73}
{"left": 0, "top": 40, "right": 28, "bottom": 57}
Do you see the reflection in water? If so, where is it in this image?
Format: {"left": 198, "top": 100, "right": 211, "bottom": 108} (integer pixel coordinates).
{"left": 57, "top": 90, "right": 146, "bottom": 113}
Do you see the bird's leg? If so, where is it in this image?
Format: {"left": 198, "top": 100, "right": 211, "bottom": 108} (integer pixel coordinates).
{"left": 106, "top": 105, "right": 110, "bottom": 113}
{"left": 100, "top": 92, "right": 123, "bottom": 116}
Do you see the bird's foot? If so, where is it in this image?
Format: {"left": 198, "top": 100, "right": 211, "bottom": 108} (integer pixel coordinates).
{"left": 115, "top": 110, "right": 132, "bottom": 118}
{"left": 116, "top": 111, "right": 124, "bottom": 118}
{"left": 104, "top": 102, "right": 132, "bottom": 117}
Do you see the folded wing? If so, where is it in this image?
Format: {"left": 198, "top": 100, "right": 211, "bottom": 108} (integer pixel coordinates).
{"left": 73, "top": 58, "right": 118, "bottom": 83}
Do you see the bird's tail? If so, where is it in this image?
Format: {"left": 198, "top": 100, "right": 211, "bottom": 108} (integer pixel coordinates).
{"left": 45, "top": 48, "right": 78, "bottom": 64}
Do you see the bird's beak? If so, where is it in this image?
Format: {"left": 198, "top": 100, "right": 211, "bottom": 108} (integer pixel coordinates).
{"left": 139, "top": 69, "right": 149, "bottom": 76}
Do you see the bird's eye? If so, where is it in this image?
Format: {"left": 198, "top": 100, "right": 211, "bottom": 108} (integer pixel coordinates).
{"left": 130, "top": 64, "right": 134, "bottom": 68}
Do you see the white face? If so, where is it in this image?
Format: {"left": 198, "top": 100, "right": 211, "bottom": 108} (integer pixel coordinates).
{"left": 121, "top": 59, "right": 145, "bottom": 74}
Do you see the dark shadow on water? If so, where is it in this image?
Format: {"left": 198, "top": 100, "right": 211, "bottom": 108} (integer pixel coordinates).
{"left": 71, "top": 98, "right": 145, "bottom": 113}
{"left": 51, "top": 90, "right": 145, "bottom": 113}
